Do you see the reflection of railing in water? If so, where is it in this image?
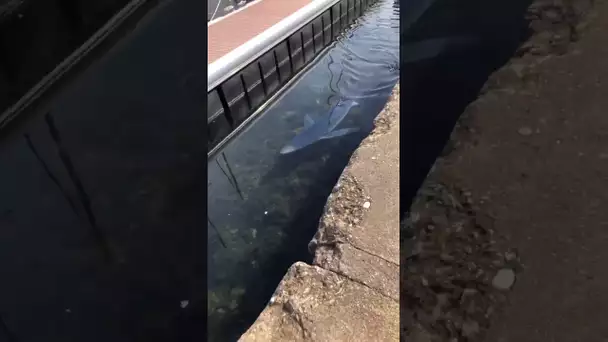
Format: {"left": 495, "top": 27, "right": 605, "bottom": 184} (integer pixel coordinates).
{"left": 21, "top": 113, "right": 113, "bottom": 263}
{"left": 208, "top": 217, "right": 227, "bottom": 248}
{"left": 215, "top": 152, "right": 244, "bottom": 201}
{"left": 24, "top": 134, "right": 83, "bottom": 219}
{"left": 207, "top": 0, "right": 379, "bottom": 157}
{"left": 208, "top": 151, "right": 243, "bottom": 249}
{"left": 43, "top": 113, "right": 113, "bottom": 263}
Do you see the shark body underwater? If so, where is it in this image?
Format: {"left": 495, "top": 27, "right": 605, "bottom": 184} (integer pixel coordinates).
{"left": 279, "top": 0, "right": 478, "bottom": 155}
{"left": 280, "top": 99, "right": 360, "bottom": 155}
{"left": 278, "top": 36, "right": 475, "bottom": 155}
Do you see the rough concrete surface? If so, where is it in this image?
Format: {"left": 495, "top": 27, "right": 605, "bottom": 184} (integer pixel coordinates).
{"left": 239, "top": 84, "right": 400, "bottom": 341}
{"left": 403, "top": 0, "right": 608, "bottom": 340}
{"left": 239, "top": 262, "right": 399, "bottom": 342}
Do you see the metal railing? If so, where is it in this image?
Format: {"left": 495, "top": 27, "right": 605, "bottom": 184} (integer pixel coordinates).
{"left": 207, "top": 0, "right": 378, "bottom": 155}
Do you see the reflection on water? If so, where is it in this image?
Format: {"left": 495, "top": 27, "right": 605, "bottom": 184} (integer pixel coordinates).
{"left": 44, "top": 112, "right": 113, "bottom": 262}
{"left": 207, "top": 0, "right": 400, "bottom": 340}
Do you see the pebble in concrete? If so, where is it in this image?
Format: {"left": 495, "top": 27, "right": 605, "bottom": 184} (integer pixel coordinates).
{"left": 492, "top": 268, "right": 516, "bottom": 290}
{"left": 518, "top": 126, "right": 533, "bottom": 136}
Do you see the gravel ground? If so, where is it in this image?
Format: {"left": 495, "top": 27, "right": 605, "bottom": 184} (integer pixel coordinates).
{"left": 402, "top": 180, "right": 521, "bottom": 341}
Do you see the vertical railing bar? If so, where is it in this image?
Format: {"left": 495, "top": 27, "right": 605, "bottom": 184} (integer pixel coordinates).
{"left": 346, "top": 0, "right": 349, "bottom": 25}
{"left": 343, "top": 1, "right": 346, "bottom": 28}
{"left": 239, "top": 74, "right": 253, "bottom": 110}
{"left": 336, "top": 7, "right": 340, "bottom": 36}
{"left": 286, "top": 38, "right": 295, "bottom": 75}
{"left": 329, "top": 7, "right": 334, "bottom": 39}
{"left": 311, "top": 21, "right": 317, "bottom": 55}
{"left": 273, "top": 50, "right": 282, "bottom": 83}
{"left": 216, "top": 86, "right": 234, "bottom": 127}
{"left": 347, "top": 0, "right": 350, "bottom": 24}
{"left": 257, "top": 62, "right": 268, "bottom": 97}
{"left": 321, "top": 15, "right": 326, "bottom": 46}
{"left": 300, "top": 31, "right": 306, "bottom": 64}
{"left": 337, "top": 1, "right": 341, "bottom": 29}
{"left": 341, "top": 1, "right": 344, "bottom": 27}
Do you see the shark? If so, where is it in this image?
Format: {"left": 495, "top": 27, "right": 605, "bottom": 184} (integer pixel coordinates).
{"left": 278, "top": 0, "right": 476, "bottom": 156}
{"left": 279, "top": 99, "right": 360, "bottom": 154}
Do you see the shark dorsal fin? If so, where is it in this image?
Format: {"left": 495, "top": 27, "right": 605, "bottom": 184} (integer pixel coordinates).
{"left": 304, "top": 114, "right": 315, "bottom": 129}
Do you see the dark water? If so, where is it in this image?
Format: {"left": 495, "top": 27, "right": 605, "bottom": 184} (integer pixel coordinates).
{"left": 207, "top": 0, "right": 399, "bottom": 340}
{"left": 0, "top": 1, "right": 207, "bottom": 341}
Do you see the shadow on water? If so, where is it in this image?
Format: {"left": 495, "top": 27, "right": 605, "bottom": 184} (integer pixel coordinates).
{"left": 207, "top": 0, "right": 400, "bottom": 340}
{"left": 400, "top": 0, "right": 535, "bottom": 215}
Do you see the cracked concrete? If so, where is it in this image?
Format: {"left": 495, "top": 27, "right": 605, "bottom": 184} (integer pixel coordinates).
{"left": 239, "top": 84, "right": 400, "bottom": 342}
